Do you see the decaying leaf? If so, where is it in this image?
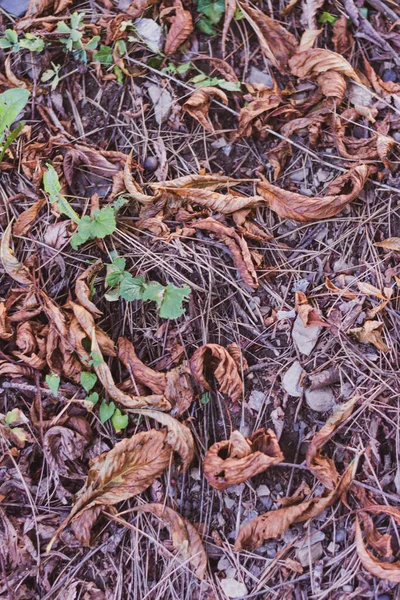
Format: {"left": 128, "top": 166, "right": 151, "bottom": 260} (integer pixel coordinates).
{"left": 70, "top": 302, "right": 115, "bottom": 357}
{"left": 258, "top": 165, "right": 370, "bottom": 221}
{"left": 289, "top": 48, "right": 361, "bottom": 83}
{"left": 204, "top": 429, "right": 283, "bottom": 491}
{"left": 306, "top": 396, "right": 358, "bottom": 490}
{"left": 75, "top": 260, "right": 103, "bottom": 317}
{"left": 161, "top": 185, "right": 264, "bottom": 215}
{"left": 0, "top": 303, "right": 13, "bottom": 340}
{"left": 236, "top": 83, "right": 282, "bottom": 138}
{"left": 377, "top": 135, "right": 396, "bottom": 171}
{"left": 13, "top": 198, "right": 46, "bottom": 237}
{"left": 317, "top": 71, "right": 347, "bottom": 101}
{"left": 43, "top": 425, "right": 89, "bottom": 477}
{"left": 299, "top": 29, "right": 322, "bottom": 51}
{"left": 295, "top": 291, "right": 327, "bottom": 327}
{"left": 374, "top": 238, "right": 400, "bottom": 251}
{"left": 48, "top": 428, "right": 173, "bottom": 550}
{"left": 332, "top": 15, "right": 354, "bottom": 56}
{"left": 133, "top": 504, "right": 207, "bottom": 579}
{"left": 1, "top": 222, "right": 32, "bottom": 285}
{"left": 222, "top": 0, "right": 237, "bottom": 55}
{"left": 190, "top": 343, "right": 243, "bottom": 402}
{"left": 125, "top": 0, "right": 160, "bottom": 18}
{"left": 300, "top": 0, "right": 324, "bottom": 30}
{"left": 357, "top": 282, "right": 386, "bottom": 300}
{"left": 363, "top": 56, "right": 400, "bottom": 96}
{"left": 349, "top": 320, "right": 389, "bottom": 352}
{"left": 163, "top": 0, "right": 193, "bottom": 55}
{"left": 182, "top": 87, "right": 228, "bottom": 133}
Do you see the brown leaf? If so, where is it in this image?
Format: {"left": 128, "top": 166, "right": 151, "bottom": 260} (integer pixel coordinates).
{"left": 128, "top": 409, "right": 194, "bottom": 471}
{"left": 133, "top": 504, "right": 207, "bottom": 579}
{"left": 377, "top": 135, "right": 396, "bottom": 171}
{"left": 306, "top": 396, "right": 359, "bottom": 490}
{"left": 13, "top": 198, "right": 46, "bottom": 237}
{"left": 301, "top": 0, "right": 324, "bottom": 29}
{"left": 70, "top": 506, "right": 103, "bottom": 546}
{"left": 0, "top": 423, "right": 33, "bottom": 448}
{"left": 75, "top": 260, "right": 103, "bottom": 317}
{"left": 317, "top": 71, "right": 347, "bottom": 101}
{"left": 204, "top": 429, "right": 283, "bottom": 491}
{"left": 239, "top": 2, "right": 298, "bottom": 73}
{"left": 164, "top": 363, "right": 195, "bottom": 416}
{"left": 182, "top": 87, "right": 228, "bottom": 133}
{"left": 349, "top": 320, "right": 389, "bottom": 352}
{"left": 47, "top": 428, "right": 173, "bottom": 550}
{"left": 289, "top": 48, "right": 361, "bottom": 83}
{"left": 357, "top": 282, "right": 386, "bottom": 300}
{"left": 222, "top": 0, "right": 237, "bottom": 55}
{"left": 163, "top": 0, "right": 193, "bottom": 54}
{"left": 266, "top": 141, "right": 293, "bottom": 181}
{"left": 1, "top": 222, "right": 32, "bottom": 285}
{"left": 162, "top": 186, "right": 264, "bottom": 215}
{"left": 236, "top": 84, "right": 282, "bottom": 137}
{"left": 118, "top": 336, "right": 167, "bottom": 395}
{"left": 257, "top": 164, "right": 370, "bottom": 221}
{"left": 0, "top": 303, "right": 13, "bottom": 340}
{"left": 43, "top": 426, "right": 89, "bottom": 477}
{"left": 124, "top": 152, "right": 157, "bottom": 205}
{"left": 374, "top": 237, "right": 400, "bottom": 251}
{"left": 299, "top": 28, "right": 322, "bottom": 51}
{"left": 0, "top": 360, "right": 36, "bottom": 378}
{"left": 190, "top": 217, "right": 258, "bottom": 288}
{"left": 125, "top": 0, "right": 160, "bottom": 18}
{"left": 362, "top": 512, "right": 393, "bottom": 558}
{"left": 190, "top": 343, "right": 243, "bottom": 402}
{"left": 363, "top": 55, "right": 400, "bottom": 96}
{"left": 234, "top": 460, "right": 356, "bottom": 550}
{"left": 332, "top": 15, "right": 354, "bottom": 56}
{"left": 295, "top": 291, "right": 327, "bottom": 327}
{"left": 70, "top": 302, "right": 115, "bottom": 357}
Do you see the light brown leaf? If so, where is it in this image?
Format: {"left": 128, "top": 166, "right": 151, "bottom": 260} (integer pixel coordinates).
{"left": 47, "top": 428, "right": 173, "bottom": 550}
{"left": 123, "top": 153, "right": 156, "bottom": 205}
{"left": 377, "top": 135, "right": 396, "bottom": 171}
{"left": 70, "top": 302, "right": 115, "bottom": 357}
{"left": 13, "top": 198, "right": 46, "bottom": 237}
{"left": 357, "top": 282, "right": 386, "bottom": 300}
{"left": 162, "top": 186, "right": 264, "bottom": 215}
{"left": 75, "top": 260, "right": 103, "bottom": 317}
{"left": 43, "top": 426, "right": 88, "bottom": 477}
{"left": 1, "top": 222, "right": 32, "bottom": 285}
{"left": 236, "top": 84, "right": 282, "bottom": 138}
{"left": 325, "top": 277, "right": 357, "bottom": 300}
{"left": 306, "top": 396, "right": 359, "bottom": 490}
{"left": 70, "top": 506, "right": 103, "bottom": 547}
{"left": 289, "top": 48, "right": 361, "bottom": 83}
{"left": 363, "top": 56, "right": 400, "bottom": 96}
{"left": 190, "top": 343, "right": 243, "bottom": 403}
{"left": 332, "top": 15, "right": 354, "bottom": 56}
{"left": 257, "top": 164, "right": 370, "bottom": 221}
{"left": 266, "top": 141, "right": 293, "bottom": 181}
{"left": 239, "top": 2, "right": 298, "bottom": 73}
{"left": 349, "top": 320, "right": 389, "bottom": 352}
{"left": 164, "top": 363, "right": 195, "bottom": 416}
{"left": 163, "top": 0, "right": 193, "bottom": 55}
{"left": 299, "top": 29, "right": 322, "bottom": 51}
{"left": 362, "top": 512, "right": 393, "bottom": 558}
{"left": 125, "top": 0, "right": 160, "bottom": 18}
{"left": 317, "top": 71, "right": 347, "bottom": 101}
{"left": 182, "top": 87, "right": 228, "bottom": 133}
{"left": 295, "top": 291, "right": 327, "bottom": 327}
{"left": 0, "top": 303, "right": 13, "bottom": 340}
{"left": 222, "top": 0, "right": 237, "bottom": 55}
{"left": 204, "top": 429, "right": 283, "bottom": 491}
{"left": 300, "top": 0, "right": 324, "bottom": 29}
{"left": 0, "top": 360, "right": 36, "bottom": 378}
{"left": 128, "top": 409, "right": 194, "bottom": 471}
{"left": 374, "top": 237, "right": 400, "bottom": 251}
{"left": 151, "top": 173, "right": 248, "bottom": 191}
{"left": 118, "top": 336, "right": 167, "bottom": 395}
{"left": 133, "top": 504, "right": 207, "bottom": 579}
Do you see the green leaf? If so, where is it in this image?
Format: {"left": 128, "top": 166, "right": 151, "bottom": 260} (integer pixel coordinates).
{"left": 113, "top": 195, "right": 128, "bottom": 212}
{"left": 0, "top": 39, "right": 13, "bottom": 49}
{"left": 196, "top": 16, "right": 216, "bottom": 35}
{"left": 197, "top": 0, "right": 225, "bottom": 24}
{"left": 119, "top": 273, "right": 147, "bottom": 301}
{"left": 80, "top": 371, "right": 97, "bottom": 393}
{"left": 217, "top": 80, "right": 241, "bottom": 92}
{"left": 318, "top": 11, "right": 338, "bottom": 24}
{"left": 200, "top": 391, "right": 211, "bottom": 405}
{"left": 86, "top": 36, "right": 100, "bottom": 50}
{"left": 111, "top": 408, "right": 128, "bottom": 432}
{"left": 0, "top": 88, "right": 30, "bottom": 142}
{"left": 90, "top": 351, "right": 103, "bottom": 367}
{"left": 104, "top": 287, "right": 121, "bottom": 301}
{"left": 176, "top": 62, "right": 192, "bottom": 74}
{"left": 159, "top": 284, "right": 191, "bottom": 319}
{"left": 105, "top": 257, "right": 126, "bottom": 287}
{"left": 86, "top": 392, "right": 99, "bottom": 405}
{"left": 5, "top": 29, "right": 18, "bottom": 44}
{"left": 142, "top": 281, "right": 165, "bottom": 304}
{"left": 70, "top": 12, "right": 84, "bottom": 29}
{"left": 20, "top": 35, "right": 45, "bottom": 52}
{"left": 43, "top": 165, "right": 80, "bottom": 224}
{"left": 46, "top": 372, "right": 60, "bottom": 396}
{"left": 4, "top": 408, "right": 24, "bottom": 426}
{"left": 57, "top": 21, "right": 71, "bottom": 34}
{"left": 93, "top": 45, "right": 113, "bottom": 65}
{"left": 99, "top": 400, "right": 115, "bottom": 423}
{"left": 359, "top": 7, "right": 368, "bottom": 18}
{"left": 90, "top": 206, "right": 116, "bottom": 238}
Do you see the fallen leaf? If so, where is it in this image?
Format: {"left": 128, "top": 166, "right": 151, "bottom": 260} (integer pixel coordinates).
{"left": 163, "top": 0, "right": 193, "bottom": 54}
{"left": 282, "top": 361, "right": 304, "bottom": 397}
{"left": 1, "top": 222, "right": 32, "bottom": 285}
{"left": 43, "top": 425, "right": 89, "bottom": 477}
{"left": 374, "top": 237, "right": 400, "bottom": 251}
{"left": 222, "top": 0, "right": 237, "bottom": 55}
{"left": 377, "top": 135, "right": 396, "bottom": 171}
{"left": 299, "top": 28, "right": 322, "bottom": 51}
{"left": 133, "top": 504, "right": 207, "bottom": 579}
{"left": 236, "top": 84, "right": 282, "bottom": 138}
{"left": 190, "top": 343, "right": 243, "bottom": 402}
{"left": 13, "top": 198, "right": 46, "bottom": 237}
{"left": 362, "top": 512, "right": 393, "bottom": 558}
{"left": 70, "top": 302, "right": 115, "bottom": 356}
{"left": 182, "top": 87, "right": 228, "bottom": 133}
{"left": 118, "top": 336, "right": 167, "bottom": 395}
{"left": 148, "top": 85, "right": 173, "bottom": 125}
{"left": 126, "top": 0, "right": 160, "bottom": 19}
{"left": 75, "top": 260, "right": 103, "bottom": 317}
{"left": 363, "top": 55, "right": 400, "bottom": 96}
{"left": 357, "top": 282, "right": 386, "bottom": 300}
{"left": 239, "top": 2, "right": 298, "bottom": 73}
{"left": 161, "top": 185, "right": 264, "bottom": 215}
{"left": 317, "top": 71, "right": 347, "bottom": 101}
{"left": 134, "top": 18, "right": 163, "bottom": 52}
{"left": 257, "top": 164, "right": 370, "bottom": 221}
{"left": 349, "top": 320, "right": 389, "bottom": 352}
{"left": 204, "top": 429, "right": 283, "bottom": 491}
{"left": 220, "top": 578, "right": 248, "bottom": 599}
{"left": 332, "top": 15, "right": 354, "bottom": 55}
{"left": 266, "top": 141, "right": 292, "bottom": 180}
{"left": 300, "top": 0, "right": 324, "bottom": 29}
{"left": 289, "top": 48, "right": 361, "bottom": 83}
{"left": 0, "top": 303, "right": 13, "bottom": 340}
{"left": 295, "top": 291, "right": 327, "bottom": 327}
{"left": 292, "top": 314, "right": 321, "bottom": 356}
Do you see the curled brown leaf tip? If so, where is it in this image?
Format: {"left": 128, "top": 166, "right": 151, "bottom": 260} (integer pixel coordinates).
{"left": 182, "top": 87, "right": 228, "bottom": 133}
{"left": 190, "top": 343, "right": 243, "bottom": 403}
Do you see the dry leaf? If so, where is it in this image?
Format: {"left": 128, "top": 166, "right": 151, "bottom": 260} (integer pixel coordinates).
{"left": 363, "top": 56, "right": 400, "bottom": 96}
{"left": 0, "top": 303, "right": 13, "bottom": 341}
{"left": 349, "top": 320, "right": 389, "bottom": 352}
{"left": 258, "top": 164, "right": 370, "bottom": 221}
{"left": 317, "top": 71, "right": 347, "bottom": 101}
{"left": 204, "top": 429, "right": 283, "bottom": 491}
{"left": 163, "top": 0, "right": 193, "bottom": 54}
{"left": 362, "top": 512, "right": 393, "bottom": 558}
{"left": 118, "top": 337, "right": 167, "bottom": 395}
{"left": 325, "top": 277, "right": 357, "bottom": 300}
{"left": 182, "top": 87, "right": 228, "bottom": 133}
{"left": 377, "top": 135, "right": 396, "bottom": 171}
{"left": 190, "top": 343, "right": 243, "bottom": 402}
{"left": 306, "top": 396, "right": 358, "bottom": 490}
{"left": 357, "top": 282, "right": 386, "bottom": 300}
{"left": 126, "top": 0, "right": 160, "bottom": 18}
{"left": 1, "top": 222, "right": 32, "bottom": 285}
{"left": 124, "top": 153, "right": 157, "bottom": 205}
{"left": 289, "top": 48, "right": 361, "bottom": 83}
{"left": 301, "top": 0, "right": 324, "bottom": 29}
{"left": 47, "top": 428, "right": 173, "bottom": 550}
{"left": 299, "top": 29, "right": 322, "bottom": 51}
{"left": 70, "top": 302, "right": 115, "bottom": 356}
{"left": 374, "top": 237, "right": 400, "bottom": 251}
{"left": 332, "top": 15, "right": 354, "bottom": 56}
{"left": 239, "top": 2, "right": 298, "bottom": 73}
{"left": 75, "top": 260, "right": 103, "bottom": 317}
{"left": 236, "top": 84, "right": 282, "bottom": 138}
{"left": 222, "top": 0, "right": 237, "bottom": 55}
{"left": 295, "top": 291, "right": 327, "bottom": 327}
{"left": 133, "top": 504, "right": 207, "bottom": 579}
{"left": 266, "top": 141, "right": 292, "bottom": 181}
{"left": 13, "top": 198, "right": 46, "bottom": 237}
{"left": 162, "top": 186, "right": 264, "bottom": 215}
{"left": 43, "top": 426, "right": 88, "bottom": 477}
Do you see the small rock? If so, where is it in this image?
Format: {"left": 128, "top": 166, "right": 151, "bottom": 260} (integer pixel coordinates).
{"left": 282, "top": 361, "right": 304, "bottom": 397}
{"left": 256, "top": 484, "right": 271, "bottom": 497}
{"left": 220, "top": 578, "right": 248, "bottom": 599}
{"left": 315, "top": 168, "right": 332, "bottom": 183}
{"left": 0, "top": 0, "right": 28, "bottom": 16}
{"left": 335, "top": 528, "right": 346, "bottom": 543}
{"left": 289, "top": 168, "right": 309, "bottom": 183}
{"left": 148, "top": 85, "right": 173, "bottom": 125}
{"left": 377, "top": 595, "right": 391, "bottom": 600}
{"left": 228, "top": 483, "right": 245, "bottom": 497}
{"left": 190, "top": 467, "right": 201, "bottom": 481}
{"left": 291, "top": 279, "right": 310, "bottom": 293}
{"left": 134, "top": 18, "right": 163, "bottom": 52}
{"left": 143, "top": 156, "right": 158, "bottom": 171}
{"left": 277, "top": 309, "right": 296, "bottom": 320}
{"left": 305, "top": 387, "right": 335, "bottom": 412}
{"left": 348, "top": 83, "right": 374, "bottom": 107}
{"left": 246, "top": 66, "right": 273, "bottom": 88}
{"left": 295, "top": 541, "right": 323, "bottom": 567}
{"left": 224, "top": 497, "right": 236, "bottom": 509}
{"left": 239, "top": 422, "right": 252, "bottom": 438}
{"left": 327, "top": 541, "right": 339, "bottom": 553}
{"left": 292, "top": 314, "right": 321, "bottom": 356}
{"left": 341, "top": 382, "right": 354, "bottom": 399}
{"left": 218, "top": 556, "right": 231, "bottom": 571}
{"left": 271, "top": 406, "right": 285, "bottom": 440}
{"left": 382, "top": 69, "right": 397, "bottom": 83}
{"left": 248, "top": 389, "right": 266, "bottom": 412}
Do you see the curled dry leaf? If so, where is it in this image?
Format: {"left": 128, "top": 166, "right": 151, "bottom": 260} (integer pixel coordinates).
{"left": 182, "top": 87, "right": 228, "bottom": 133}
{"left": 332, "top": 15, "right": 354, "bottom": 56}
{"left": 125, "top": 0, "right": 160, "bottom": 18}
{"left": 300, "top": 0, "right": 324, "bottom": 30}
{"left": 70, "top": 302, "right": 115, "bottom": 356}
{"left": 47, "top": 428, "right": 173, "bottom": 550}
{"left": 374, "top": 237, "right": 400, "bottom": 251}
{"left": 133, "top": 504, "right": 207, "bottom": 579}
{"left": 295, "top": 291, "right": 327, "bottom": 327}
{"left": 1, "top": 222, "right": 32, "bottom": 285}
{"left": 162, "top": 186, "right": 264, "bottom": 215}
{"left": 377, "top": 135, "right": 396, "bottom": 171}
{"left": 0, "top": 303, "right": 13, "bottom": 340}
{"left": 163, "top": 0, "right": 193, "bottom": 55}
{"left": 299, "top": 29, "right": 322, "bottom": 51}
{"left": 43, "top": 426, "right": 89, "bottom": 477}
{"left": 124, "top": 153, "right": 157, "bottom": 205}
{"left": 258, "top": 165, "right": 370, "bottom": 221}
{"left": 349, "top": 320, "right": 389, "bottom": 352}
{"left": 128, "top": 409, "right": 194, "bottom": 471}
{"left": 289, "top": 48, "right": 361, "bottom": 83}
{"left": 204, "top": 429, "right": 283, "bottom": 491}
{"left": 306, "top": 396, "right": 358, "bottom": 490}
{"left": 266, "top": 141, "right": 292, "bottom": 181}
{"left": 317, "top": 71, "right": 347, "bottom": 101}
{"left": 236, "top": 84, "right": 282, "bottom": 138}
{"left": 363, "top": 56, "right": 400, "bottom": 96}
{"left": 75, "top": 260, "right": 103, "bottom": 317}
{"left": 190, "top": 343, "right": 243, "bottom": 403}
{"left": 190, "top": 218, "right": 258, "bottom": 288}
{"left": 222, "top": 0, "right": 237, "bottom": 55}
{"left": 13, "top": 198, "right": 46, "bottom": 237}
{"left": 239, "top": 2, "right": 298, "bottom": 73}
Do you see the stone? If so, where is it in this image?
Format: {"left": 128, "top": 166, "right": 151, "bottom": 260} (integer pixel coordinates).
{"left": 305, "top": 387, "right": 335, "bottom": 412}
{"left": 248, "top": 389, "right": 266, "bottom": 412}
{"left": 148, "top": 85, "right": 173, "bottom": 125}
{"left": 292, "top": 314, "right": 321, "bottom": 356}
{"left": 220, "top": 578, "right": 248, "bottom": 599}
{"left": 246, "top": 66, "right": 273, "bottom": 88}
{"left": 282, "top": 361, "right": 304, "bottom": 397}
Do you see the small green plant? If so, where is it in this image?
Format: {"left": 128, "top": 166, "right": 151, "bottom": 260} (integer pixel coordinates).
{"left": 0, "top": 88, "right": 30, "bottom": 163}
{"left": 58, "top": 12, "right": 99, "bottom": 63}
{"left": 189, "top": 72, "right": 241, "bottom": 91}
{"left": 105, "top": 255, "right": 191, "bottom": 319}
{"left": 93, "top": 41, "right": 125, "bottom": 83}
{"left": 43, "top": 164, "right": 81, "bottom": 224}
{"left": 0, "top": 29, "right": 45, "bottom": 53}
{"left": 41, "top": 63, "right": 62, "bottom": 91}
{"left": 46, "top": 372, "right": 60, "bottom": 396}
{"left": 79, "top": 370, "right": 127, "bottom": 431}
{"left": 318, "top": 12, "right": 339, "bottom": 25}
{"left": 80, "top": 371, "right": 97, "bottom": 394}
{"left": 196, "top": 0, "right": 225, "bottom": 35}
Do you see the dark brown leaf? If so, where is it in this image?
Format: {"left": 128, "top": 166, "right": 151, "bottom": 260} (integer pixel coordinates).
{"left": 75, "top": 260, "right": 103, "bottom": 317}
{"left": 190, "top": 343, "right": 243, "bottom": 402}
{"left": 163, "top": 0, "right": 193, "bottom": 54}
{"left": 182, "top": 87, "right": 228, "bottom": 133}
{"left": 13, "top": 198, "right": 46, "bottom": 237}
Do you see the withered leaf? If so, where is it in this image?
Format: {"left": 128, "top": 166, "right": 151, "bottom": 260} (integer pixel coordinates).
{"left": 377, "top": 135, "right": 396, "bottom": 171}
{"left": 357, "top": 282, "right": 386, "bottom": 300}
{"left": 363, "top": 56, "right": 400, "bottom": 96}
{"left": 1, "top": 222, "right": 32, "bottom": 285}
{"left": 295, "top": 291, "right": 327, "bottom": 327}
{"left": 306, "top": 396, "right": 358, "bottom": 490}
{"left": 133, "top": 504, "right": 207, "bottom": 579}
{"left": 300, "top": 0, "right": 324, "bottom": 30}
{"left": 163, "top": 0, "right": 193, "bottom": 55}
{"left": 222, "top": 0, "right": 237, "bottom": 55}
{"left": 317, "top": 71, "right": 347, "bottom": 101}
{"left": 332, "top": 15, "right": 354, "bottom": 56}
{"left": 162, "top": 186, "right": 264, "bottom": 215}
{"left": 374, "top": 237, "right": 400, "bottom": 251}
{"left": 0, "top": 423, "right": 33, "bottom": 448}
{"left": 349, "top": 320, "right": 389, "bottom": 352}
{"left": 48, "top": 428, "right": 173, "bottom": 550}
{"left": 118, "top": 336, "right": 166, "bottom": 395}
{"left": 204, "top": 429, "right": 283, "bottom": 491}
{"left": 126, "top": 0, "right": 160, "bottom": 18}
{"left": 190, "top": 343, "right": 243, "bottom": 403}
{"left": 75, "top": 260, "right": 103, "bottom": 317}
{"left": 258, "top": 165, "right": 370, "bottom": 221}
{"left": 70, "top": 302, "right": 115, "bottom": 357}
{"left": 43, "top": 425, "right": 89, "bottom": 477}
{"left": 299, "top": 29, "right": 322, "bottom": 51}
{"left": 13, "top": 198, "right": 46, "bottom": 237}
{"left": 236, "top": 84, "right": 282, "bottom": 138}
{"left": 0, "top": 303, "right": 13, "bottom": 340}
{"left": 182, "top": 87, "right": 228, "bottom": 133}
{"left": 289, "top": 48, "right": 361, "bottom": 83}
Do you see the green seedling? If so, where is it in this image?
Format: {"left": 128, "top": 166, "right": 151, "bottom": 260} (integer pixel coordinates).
{"left": 0, "top": 29, "right": 45, "bottom": 53}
